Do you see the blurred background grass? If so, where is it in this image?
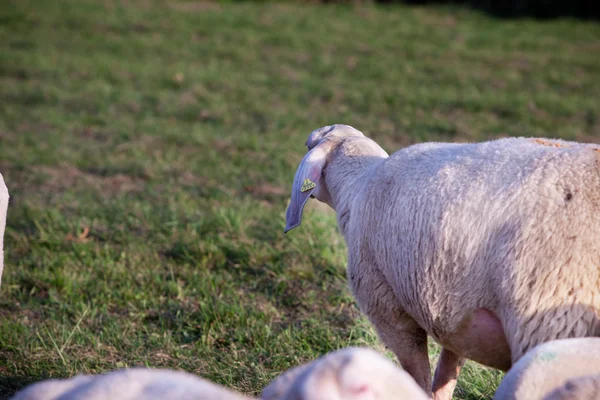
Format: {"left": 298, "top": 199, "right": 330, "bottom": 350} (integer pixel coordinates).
{"left": 0, "top": 0, "right": 599, "bottom": 399}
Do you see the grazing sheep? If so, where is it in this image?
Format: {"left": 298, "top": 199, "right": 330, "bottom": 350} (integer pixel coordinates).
{"left": 0, "top": 172, "right": 9, "bottom": 288}
{"left": 11, "top": 368, "right": 252, "bottom": 400}
{"left": 494, "top": 338, "right": 600, "bottom": 400}
{"left": 285, "top": 124, "right": 600, "bottom": 399}
{"left": 261, "top": 347, "right": 428, "bottom": 400}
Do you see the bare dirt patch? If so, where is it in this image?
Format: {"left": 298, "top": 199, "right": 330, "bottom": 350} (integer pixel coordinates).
{"left": 169, "top": 2, "right": 221, "bottom": 13}
{"left": 34, "top": 165, "right": 145, "bottom": 196}
{"left": 244, "top": 183, "right": 286, "bottom": 197}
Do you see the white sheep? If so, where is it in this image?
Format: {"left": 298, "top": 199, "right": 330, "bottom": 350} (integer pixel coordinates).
{"left": 543, "top": 374, "right": 600, "bottom": 400}
{"left": 0, "top": 172, "right": 9, "bottom": 288}
{"left": 11, "top": 368, "right": 252, "bottom": 400}
{"left": 261, "top": 347, "right": 428, "bottom": 400}
{"left": 494, "top": 337, "right": 600, "bottom": 400}
{"left": 285, "top": 124, "right": 600, "bottom": 400}
{"left": 11, "top": 347, "right": 427, "bottom": 400}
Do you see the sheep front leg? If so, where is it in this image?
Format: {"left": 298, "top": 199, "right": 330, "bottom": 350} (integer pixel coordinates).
{"left": 349, "top": 265, "right": 432, "bottom": 393}
{"left": 432, "top": 348, "right": 465, "bottom": 400}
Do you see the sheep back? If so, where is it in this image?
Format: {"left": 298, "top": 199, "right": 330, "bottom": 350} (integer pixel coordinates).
{"left": 11, "top": 368, "right": 251, "bottom": 400}
{"left": 494, "top": 337, "right": 600, "bottom": 400}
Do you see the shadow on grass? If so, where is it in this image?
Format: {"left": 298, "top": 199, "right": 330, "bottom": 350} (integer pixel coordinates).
{"left": 227, "top": 0, "right": 599, "bottom": 20}
{"left": 396, "top": 0, "right": 599, "bottom": 19}
{"left": 0, "top": 375, "right": 43, "bottom": 400}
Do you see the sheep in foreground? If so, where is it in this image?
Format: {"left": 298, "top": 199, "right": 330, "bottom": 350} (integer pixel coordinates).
{"left": 0, "top": 172, "right": 9, "bottom": 288}
{"left": 262, "top": 347, "right": 428, "bottom": 400}
{"left": 543, "top": 375, "right": 600, "bottom": 400}
{"left": 494, "top": 337, "right": 600, "bottom": 400}
{"left": 285, "top": 124, "right": 600, "bottom": 400}
{"left": 12, "top": 347, "right": 427, "bottom": 400}
{"left": 11, "top": 368, "right": 252, "bottom": 400}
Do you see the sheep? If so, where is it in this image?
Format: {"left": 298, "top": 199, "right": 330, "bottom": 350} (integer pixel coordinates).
{"left": 284, "top": 124, "right": 600, "bottom": 400}
{"left": 11, "top": 368, "right": 253, "bottom": 400}
{"left": 543, "top": 375, "right": 600, "bottom": 400}
{"left": 494, "top": 337, "right": 600, "bottom": 400}
{"left": 262, "top": 347, "right": 428, "bottom": 400}
{"left": 0, "top": 172, "right": 9, "bottom": 288}
{"left": 11, "top": 347, "right": 427, "bottom": 400}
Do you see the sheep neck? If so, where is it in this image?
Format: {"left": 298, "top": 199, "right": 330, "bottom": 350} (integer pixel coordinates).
{"left": 325, "top": 154, "right": 384, "bottom": 236}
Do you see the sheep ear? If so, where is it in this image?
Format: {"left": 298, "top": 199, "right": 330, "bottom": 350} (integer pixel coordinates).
{"left": 285, "top": 142, "right": 331, "bottom": 233}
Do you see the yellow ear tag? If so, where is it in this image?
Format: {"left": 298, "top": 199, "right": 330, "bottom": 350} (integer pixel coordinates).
{"left": 300, "top": 178, "right": 316, "bottom": 192}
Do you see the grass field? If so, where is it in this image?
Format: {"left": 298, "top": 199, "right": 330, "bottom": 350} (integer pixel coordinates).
{"left": 0, "top": 0, "right": 599, "bottom": 398}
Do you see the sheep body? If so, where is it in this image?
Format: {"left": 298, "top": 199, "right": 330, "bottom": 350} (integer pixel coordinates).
{"left": 348, "top": 136, "right": 600, "bottom": 358}
{"left": 261, "top": 347, "right": 428, "bottom": 400}
{"left": 0, "top": 172, "right": 8, "bottom": 288}
{"left": 286, "top": 125, "right": 600, "bottom": 397}
{"left": 543, "top": 374, "right": 600, "bottom": 400}
{"left": 494, "top": 337, "right": 600, "bottom": 400}
{"left": 11, "top": 368, "right": 252, "bottom": 400}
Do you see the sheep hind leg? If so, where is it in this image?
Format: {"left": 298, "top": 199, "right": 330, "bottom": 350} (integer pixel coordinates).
{"left": 432, "top": 348, "right": 465, "bottom": 400}
{"left": 373, "top": 315, "right": 432, "bottom": 394}
{"left": 349, "top": 261, "right": 431, "bottom": 392}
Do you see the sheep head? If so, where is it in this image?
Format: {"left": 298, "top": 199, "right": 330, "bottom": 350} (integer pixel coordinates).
{"left": 284, "top": 124, "right": 365, "bottom": 233}
{"left": 305, "top": 124, "right": 364, "bottom": 150}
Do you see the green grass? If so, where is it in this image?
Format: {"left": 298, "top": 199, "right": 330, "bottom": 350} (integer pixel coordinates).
{"left": 0, "top": 0, "right": 599, "bottom": 398}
